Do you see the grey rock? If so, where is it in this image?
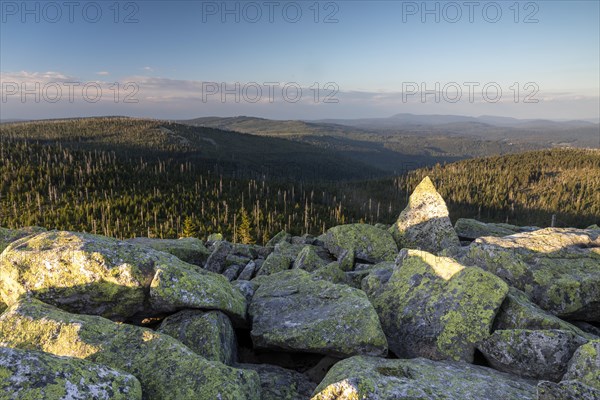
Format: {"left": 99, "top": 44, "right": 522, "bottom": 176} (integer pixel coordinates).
{"left": 478, "top": 329, "right": 587, "bottom": 381}
{"left": 364, "top": 249, "right": 508, "bottom": 362}
{"left": 312, "top": 356, "right": 537, "bottom": 400}
{"left": 239, "top": 363, "right": 316, "bottom": 400}
{"left": 249, "top": 269, "right": 388, "bottom": 358}
{"left": 158, "top": 310, "right": 237, "bottom": 365}
{"left": 388, "top": 176, "right": 460, "bottom": 253}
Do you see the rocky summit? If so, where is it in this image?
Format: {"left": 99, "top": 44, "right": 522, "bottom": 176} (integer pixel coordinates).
{"left": 0, "top": 176, "right": 599, "bottom": 399}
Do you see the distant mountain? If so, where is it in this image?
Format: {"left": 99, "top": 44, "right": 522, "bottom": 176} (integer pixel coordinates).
{"left": 180, "top": 115, "right": 599, "bottom": 174}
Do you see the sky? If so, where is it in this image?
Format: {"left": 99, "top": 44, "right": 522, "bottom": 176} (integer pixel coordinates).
{"left": 1, "top": 0, "right": 599, "bottom": 120}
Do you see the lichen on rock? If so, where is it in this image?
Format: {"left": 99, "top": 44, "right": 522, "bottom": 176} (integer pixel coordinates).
{"left": 249, "top": 269, "right": 387, "bottom": 358}
{"left": 460, "top": 228, "right": 600, "bottom": 321}
{"left": 157, "top": 309, "right": 237, "bottom": 365}
{"left": 364, "top": 248, "right": 508, "bottom": 362}
{"left": 0, "top": 298, "right": 260, "bottom": 400}
{"left": 0, "top": 346, "right": 142, "bottom": 400}
{"left": 388, "top": 176, "right": 460, "bottom": 253}
{"left": 311, "top": 356, "right": 538, "bottom": 400}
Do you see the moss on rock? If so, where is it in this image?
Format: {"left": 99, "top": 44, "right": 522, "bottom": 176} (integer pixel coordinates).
{"left": 563, "top": 340, "right": 600, "bottom": 390}
{"left": 323, "top": 224, "right": 397, "bottom": 269}
{"left": 478, "top": 329, "right": 588, "bottom": 381}
{"left": 364, "top": 249, "right": 508, "bottom": 362}
{"left": 249, "top": 269, "right": 387, "bottom": 358}
{"left": 0, "top": 230, "right": 246, "bottom": 322}
{"left": 126, "top": 237, "right": 210, "bottom": 266}
{"left": 388, "top": 177, "right": 460, "bottom": 253}
{"left": 240, "top": 363, "right": 316, "bottom": 400}
{"left": 461, "top": 228, "right": 600, "bottom": 321}
{"left": 312, "top": 356, "right": 537, "bottom": 400}
{"left": 494, "top": 287, "right": 594, "bottom": 339}
{"left": 0, "top": 346, "right": 142, "bottom": 400}
{"left": 0, "top": 298, "right": 260, "bottom": 400}
{"left": 157, "top": 309, "right": 237, "bottom": 365}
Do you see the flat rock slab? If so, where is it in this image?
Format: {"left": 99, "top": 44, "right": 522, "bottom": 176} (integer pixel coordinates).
{"left": 249, "top": 269, "right": 388, "bottom": 358}
{"left": 126, "top": 237, "right": 209, "bottom": 266}
{"left": 311, "top": 356, "right": 538, "bottom": 400}
{"left": 364, "top": 249, "right": 508, "bottom": 362}
{"left": 493, "top": 287, "right": 593, "bottom": 339}
{"left": 461, "top": 228, "right": 600, "bottom": 321}
{"left": 0, "top": 298, "right": 260, "bottom": 400}
{"left": 0, "top": 231, "right": 246, "bottom": 322}
{"left": 0, "top": 346, "right": 142, "bottom": 400}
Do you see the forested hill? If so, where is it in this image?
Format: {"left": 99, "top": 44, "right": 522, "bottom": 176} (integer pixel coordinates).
{"left": 0, "top": 117, "right": 598, "bottom": 242}
{"left": 403, "top": 148, "right": 600, "bottom": 228}
{"left": 0, "top": 117, "right": 382, "bottom": 181}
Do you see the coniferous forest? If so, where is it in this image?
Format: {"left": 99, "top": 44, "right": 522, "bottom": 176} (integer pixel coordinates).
{"left": 1, "top": 118, "right": 598, "bottom": 243}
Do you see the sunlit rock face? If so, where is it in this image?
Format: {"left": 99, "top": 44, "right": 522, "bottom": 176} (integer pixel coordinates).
{"left": 460, "top": 227, "right": 600, "bottom": 321}
{"left": 0, "top": 298, "right": 261, "bottom": 400}
{"left": 311, "top": 356, "right": 538, "bottom": 400}
{"left": 0, "top": 230, "right": 247, "bottom": 322}
{"left": 363, "top": 249, "right": 508, "bottom": 362}
{"left": 389, "top": 176, "right": 460, "bottom": 253}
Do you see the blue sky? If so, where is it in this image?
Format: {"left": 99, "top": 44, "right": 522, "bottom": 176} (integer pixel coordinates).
{"left": 1, "top": 0, "right": 599, "bottom": 120}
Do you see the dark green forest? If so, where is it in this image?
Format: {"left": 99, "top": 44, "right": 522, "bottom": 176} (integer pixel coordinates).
{"left": 1, "top": 118, "right": 598, "bottom": 244}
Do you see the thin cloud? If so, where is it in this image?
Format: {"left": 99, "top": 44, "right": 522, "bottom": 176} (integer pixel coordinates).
{"left": 97, "top": 71, "right": 110, "bottom": 76}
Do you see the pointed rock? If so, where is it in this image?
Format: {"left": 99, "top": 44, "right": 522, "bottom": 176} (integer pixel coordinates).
{"left": 389, "top": 176, "right": 459, "bottom": 253}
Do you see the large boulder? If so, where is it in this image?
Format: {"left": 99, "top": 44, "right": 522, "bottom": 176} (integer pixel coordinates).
{"left": 323, "top": 224, "right": 398, "bottom": 270}
{"left": 126, "top": 237, "right": 210, "bottom": 266}
{"left": 493, "top": 287, "right": 594, "bottom": 338}
{"left": 311, "top": 356, "right": 537, "bottom": 400}
{"left": 363, "top": 249, "right": 508, "bottom": 362}
{"left": 537, "top": 380, "right": 600, "bottom": 400}
{"left": 240, "top": 363, "right": 316, "bottom": 400}
{"left": 563, "top": 340, "right": 600, "bottom": 390}
{"left": 157, "top": 309, "right": 237, "bottom": 365}
{"left": 249, "top": 269, "right": 387, "bottom": 357}
{"left": 0, "top": 226, "right": 46, "bottom": 254}
{"left": 460, "top": 228, "right": 600, "bottom": 321}
{"left": 0, "top": 346, "right": 142, "bottom": 400}
{"left": 477, "top": 329, "right": 588, "bottom": 381}
{"left": 0, "top": 298, "right": 260, "bottom": 400}
{"left": 454, "top": 218, "right": 519, "bottom": 240}
{"left": 0, "top": 231, "right": 246, "bottom": 322}
{"left": 388, "top": 177, "right": 460, "bottom": 253}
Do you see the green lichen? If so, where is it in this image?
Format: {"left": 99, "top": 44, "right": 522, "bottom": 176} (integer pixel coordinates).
{"left": 323, "top": 224, "right": 398, "bottom": 268}
{"left": 157, "top": 310, "right": 237, "bottom": 365}
{"left": 249, "top": 269, "right": 387, "bottom": 358}
{"left": 366, "top": 249, "right": 508, "bottom": 362}
{"left": 0, "top": 346, "right": 142, "bottom": 400}
{"left": 564, "top": 340, "right": 600, "bottom": 390}
{"left": 312, "top": 356, "right": 537, "bottom": 399}
{"left": 0, "top": 298, "right": 261, "bottom": 400}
